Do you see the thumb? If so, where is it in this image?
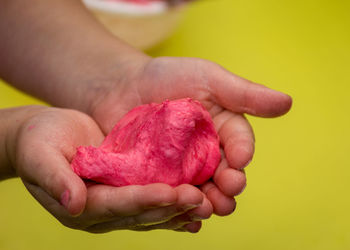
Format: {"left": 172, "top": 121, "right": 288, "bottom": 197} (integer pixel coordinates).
{"left": 19, "top": 145, "right": 87, "bottom": 216}
{"left": 208, "top": 64, "right": 292, "bottom": 117}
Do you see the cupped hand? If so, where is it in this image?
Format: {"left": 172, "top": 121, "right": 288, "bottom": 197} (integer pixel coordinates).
{"left": 10, "top": 107, "right": 210, "bottom": 233}
{"left": 90, "top": 56, "right": 292, "bottom": 216}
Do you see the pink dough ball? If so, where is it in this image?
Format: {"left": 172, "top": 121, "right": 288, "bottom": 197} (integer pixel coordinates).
{"left": 71, "top": 98, "right": 221, "bottom": 187}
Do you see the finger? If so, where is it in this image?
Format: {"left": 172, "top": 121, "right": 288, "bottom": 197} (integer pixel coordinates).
{"left": 174, "top": 184, "right": 204, "bottom": 208}
{"left": 19, "top": 145, "right": 87, "bottom": 216}
{"left": 208, "top": 64, "right": 292, "bottom": 117}
{"left": 22, "top": 182, "right": 180, "bottom": 231}
{"left": 214, "top": 111, "right": 254, "bottom": 170}
{"left": 213, "top": 158, "right": 247, "bottom": 197}
{"left": 125, "top": 215, "right": 202, "bottom": 233}
{"left": 87, "top": 184, "right": 204, "bottom": 233}
{"left": 183, "top": 221, "right": 202, "bottom": 233}
{"left": 86, "top": 189, "right": 206, "bottom": 233}
{"left": 201, "top": 182, "right": 236, "bottom": 216}
{"left": 84, "top": 183, "right": 178, "bottom": 221}
{"left": 186, "top": 194, "right": 213, "bottom": 221}
{"left": 85, "top": 204, "right": 196, "bottom": 233}
{"left": 127, "top": 214, "right": 194, "bottom": 232}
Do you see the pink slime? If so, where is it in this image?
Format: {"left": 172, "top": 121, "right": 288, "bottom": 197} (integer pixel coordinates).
{"left": 71, "top": 98, "right": 221, "bottom": 187}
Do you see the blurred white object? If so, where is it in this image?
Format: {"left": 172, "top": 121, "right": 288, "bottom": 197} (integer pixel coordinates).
{"left": 83, "top": 0, "right": 187, "bottom": 50}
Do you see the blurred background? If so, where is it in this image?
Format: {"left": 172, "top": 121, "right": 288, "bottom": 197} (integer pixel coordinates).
{"left": 0, "top": 0, "right": 349, "bottom": 249}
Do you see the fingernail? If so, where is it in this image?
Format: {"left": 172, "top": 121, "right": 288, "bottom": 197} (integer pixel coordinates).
{"left": 60, "top": 190, "right": 70, "bottom": 210}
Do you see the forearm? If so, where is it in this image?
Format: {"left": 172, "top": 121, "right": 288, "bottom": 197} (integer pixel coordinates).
{"left": 0, "top": 106, "right": 44, "bottom": 180}
{"left": 0, "top": 0, "right": 148, "bottom": 113}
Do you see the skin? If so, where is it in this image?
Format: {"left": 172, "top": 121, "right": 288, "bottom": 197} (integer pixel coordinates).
{"left": 1, "top": 106, "right": 212, "bottom": 233}
{"left": 0, "top": 0, "right": 292, "bottom": 233}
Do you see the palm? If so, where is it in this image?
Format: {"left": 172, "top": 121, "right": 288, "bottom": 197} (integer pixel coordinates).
{"left": 17, "top": 108, "right": 208, "bottom": 232}
{"left": 91, "top": 57, "right": 292, "bottom": 215}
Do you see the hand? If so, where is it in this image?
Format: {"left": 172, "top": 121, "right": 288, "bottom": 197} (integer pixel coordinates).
{"left": 0, "top": 0, "right": 291, "bottom": 232}
{"left": 89, "top": 56, "right": 292, "bottom": 216}
{"left": 8, "top": 106, "right": 211, "bottom": 233}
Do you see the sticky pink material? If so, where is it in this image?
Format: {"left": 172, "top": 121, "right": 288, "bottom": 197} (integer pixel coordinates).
{"left": 71, "top": 98, "right": 220, "bottom": 187}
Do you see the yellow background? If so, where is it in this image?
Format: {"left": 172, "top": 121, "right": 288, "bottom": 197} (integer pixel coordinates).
{"left": 1, "top": 0, "right": 349, "bottom": 249}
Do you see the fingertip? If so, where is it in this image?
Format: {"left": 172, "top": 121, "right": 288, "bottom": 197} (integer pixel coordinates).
{"left": 146, "top": 183, "right": 178, "bottom": 206}
{"left": 226, "top": 143, "right": 254, "bottom": 170}
{"left": 200, "top": 196, "right": 214, "bottom": 219}
{"left": 215, "top": 168, "right": 246, "bottom": 197}
{"left": 183, "top": 221, "right": 202, "bottom": 233}
{"left": 206, "top": 187, "right": 236, "bottom": 216}
{"left": 63, "top": 175, "right": 87, "bottom": 216}
{"left": 175, "top": 184, "right": 204, "bottom": 207}
{"left": 281, "top": 93, "right": 293, "bottom": 115}
{"left": 188, "top": 195, "right": 213, "bottom": 221}
{"left": 260, "top": 89, "right": 293, "bottom": 117}
{"left": 38, "top": 167, "right": 87, "bottom": 216}
{"left": 216, "top": 112, "right": 255, "bottom": 170}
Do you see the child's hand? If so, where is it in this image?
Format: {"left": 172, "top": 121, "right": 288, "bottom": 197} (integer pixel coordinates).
{"left": 88, "top": 57, "right": 292, "bottom": 216}
{"left": 6, "top": 106, "right": 211, "bottom": 233}
{"left": 0, "top": 0, "right": 291, "bottom": 220}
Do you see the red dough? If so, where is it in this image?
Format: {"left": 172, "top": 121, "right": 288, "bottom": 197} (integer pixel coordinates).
{"left": 71, "top": 98, "right": 220, "bottom": 187}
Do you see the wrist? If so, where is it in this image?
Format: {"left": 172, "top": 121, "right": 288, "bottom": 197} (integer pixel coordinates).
{"left": 84, "top": 50, "right": 152, "bottom": 117}
{"left": 0, "top": 0, "right": 151, "bottom": 116}
{"left": 0, "top": 106, "right": 47, "bottom": 180}
{"left": 44, "top": 36, "right": 152, "bottom": 117}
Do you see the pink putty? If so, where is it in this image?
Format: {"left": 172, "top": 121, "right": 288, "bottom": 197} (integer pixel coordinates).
{"left": 71, "top": 98, "right": 220, "bottom": 187}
